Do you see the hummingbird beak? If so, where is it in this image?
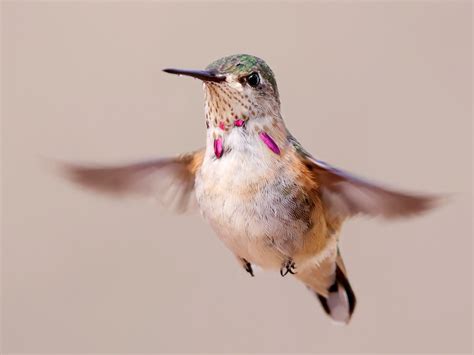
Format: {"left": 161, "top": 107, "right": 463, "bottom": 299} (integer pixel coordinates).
{"left": 163, "top": 68, "right": 226, "bottom": 83}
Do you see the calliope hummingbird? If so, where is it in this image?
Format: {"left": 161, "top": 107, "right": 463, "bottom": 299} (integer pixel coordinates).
{"left": 63, "top": 54, "right": 438, "bottom": 324}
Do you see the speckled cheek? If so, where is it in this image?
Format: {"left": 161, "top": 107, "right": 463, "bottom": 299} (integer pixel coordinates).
{"left": 227, "top": 76, "right": 244, "bottom": 91}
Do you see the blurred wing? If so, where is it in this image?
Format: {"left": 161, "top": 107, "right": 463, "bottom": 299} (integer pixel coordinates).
{"left": 289, "top": 136, "right": 439, "bottom": 219}
{"left": 59, "top": 150, "right": 204, "bottom": 213}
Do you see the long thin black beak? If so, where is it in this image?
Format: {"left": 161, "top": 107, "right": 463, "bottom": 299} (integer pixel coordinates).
{"left": 163, "top": 68, "right": 226, "bottom": 83}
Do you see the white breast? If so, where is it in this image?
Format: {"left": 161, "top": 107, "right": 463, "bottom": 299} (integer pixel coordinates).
{"left": 195, "top": 126, "right": 310, "bottom": 269}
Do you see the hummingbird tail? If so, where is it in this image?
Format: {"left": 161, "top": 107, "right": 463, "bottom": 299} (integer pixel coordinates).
{"left": 298, "top": 249, "right": 356, "bottom": 324}
{"left": 314, "top": 263, "right": 356, "bottom": 324}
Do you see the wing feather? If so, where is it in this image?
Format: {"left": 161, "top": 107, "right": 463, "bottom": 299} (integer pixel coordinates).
{"left": 59, "top": 150, "right": 204, "bottom": 213}
{"left": 289, "top": 136, "right": 440, "bottom": 219}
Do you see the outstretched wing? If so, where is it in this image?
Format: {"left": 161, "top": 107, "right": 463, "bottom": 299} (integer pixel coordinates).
{"left": 59, "top": 150, "right": 204, "bottom": 213}
{"left": 289, "top": 136, "right": 439, "bottom": 219}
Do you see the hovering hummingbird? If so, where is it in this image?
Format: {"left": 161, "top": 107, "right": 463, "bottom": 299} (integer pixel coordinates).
{"left": 63, "top": 54, "right": 438, "bottom": 324}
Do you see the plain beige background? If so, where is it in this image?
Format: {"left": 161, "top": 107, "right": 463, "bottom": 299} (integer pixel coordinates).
{"left": 1, "top": 1, "right": 472, "bottom": 354}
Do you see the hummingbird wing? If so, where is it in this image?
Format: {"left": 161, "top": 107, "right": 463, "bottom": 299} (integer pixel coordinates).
{"left": 289, "top": 136, "right": 439, "bottom": 219}
{"left": 59, "top": 150, "right": 204, "bottom": 213}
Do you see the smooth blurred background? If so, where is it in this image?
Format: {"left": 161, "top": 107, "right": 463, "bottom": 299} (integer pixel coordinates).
{"left": 1, "top": 1, "right": 472, "bottom": 353}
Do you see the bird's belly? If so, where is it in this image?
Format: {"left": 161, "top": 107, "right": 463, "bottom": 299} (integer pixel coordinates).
{"left": 195, "top": 152, "right": 314, "bottom": 269}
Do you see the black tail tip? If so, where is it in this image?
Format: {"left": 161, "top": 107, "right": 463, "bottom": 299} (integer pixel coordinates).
{"left": 316, "top": 267, "right": 356, "bottom": 324}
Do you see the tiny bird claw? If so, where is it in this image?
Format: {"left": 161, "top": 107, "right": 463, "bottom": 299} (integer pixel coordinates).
{"left": 243, "top": 259, "right": 254, "bottom": 277}
{"left": 280, "top": 258, "right": 296, "bottom": 277}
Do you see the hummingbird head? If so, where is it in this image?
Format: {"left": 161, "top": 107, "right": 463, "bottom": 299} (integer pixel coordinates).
{"left": 164, "top": 54, "right": 281, "bottom": 130}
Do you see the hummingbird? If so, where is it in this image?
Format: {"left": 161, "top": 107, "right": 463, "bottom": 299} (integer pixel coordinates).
{"left": 62, "top": 54, "right": 438, "bottom": 324}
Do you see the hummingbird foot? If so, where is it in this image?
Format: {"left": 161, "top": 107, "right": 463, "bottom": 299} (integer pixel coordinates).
{"left": 280, "top": 258, "right": 296, "bottom": 277}
{"left": 242, "top": 258, "right": 254, "bottom": 277}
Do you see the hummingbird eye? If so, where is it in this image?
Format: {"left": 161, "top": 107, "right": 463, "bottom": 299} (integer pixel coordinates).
{"left": 246, "top": 72, "right": 260, "bottom": 87}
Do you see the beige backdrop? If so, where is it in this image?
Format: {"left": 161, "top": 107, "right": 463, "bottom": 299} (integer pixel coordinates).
{"left": 1, "top": 1, "right": 472, "bottom": 354}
